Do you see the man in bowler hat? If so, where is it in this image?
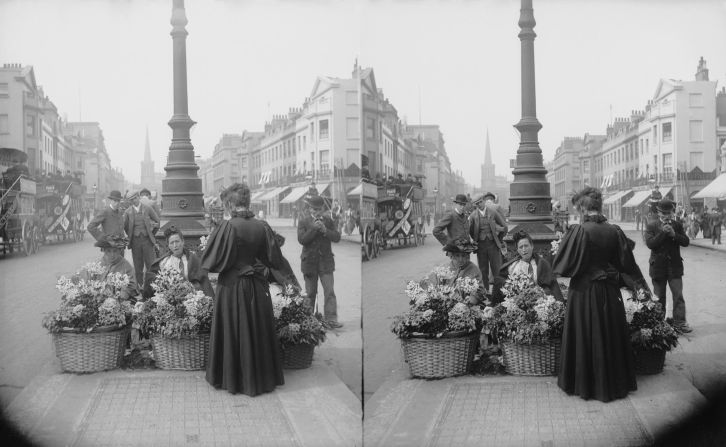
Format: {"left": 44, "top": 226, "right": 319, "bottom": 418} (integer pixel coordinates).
{"left": 469, "top": 192, "right": 508, "bottom": 293}
{"left": 298, "top": 194, "right": 343, "bottom": 328}
{"left": 644, "top": 198, "right": 692, "bottom": 333}
{"left": 87, "top": 190, "right": 126, "bottom": 243}
{"left": 124, "top": 191, "right": 160, "bottom": 287}
{"left": 433, "top": 194, "right": 471, "bottom": 246}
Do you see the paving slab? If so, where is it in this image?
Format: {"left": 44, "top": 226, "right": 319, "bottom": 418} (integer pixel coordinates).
{"left": 365, "top": 368, "right": 707, "bottom": 447}
{"left": 6, "top": 360, "right": 361, "bottom": 447}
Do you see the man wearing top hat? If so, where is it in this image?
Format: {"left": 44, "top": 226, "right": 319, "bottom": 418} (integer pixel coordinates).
{"left": 644, "top": 198, "right": 692, "bottom": 333}
{"left": 87, "top": 190, "right": 126, "bottom": 243}
{"left": 469, "top": 192, "right": 508, "bottom": 294}
{"left": 298, "top": 194, "right": 343, "bottom": 328}
{"left": 124, "top": 191, "right": 160, "bottom": 287}
{"left": 433, "top": 194, "right": 471, "bottom": 246}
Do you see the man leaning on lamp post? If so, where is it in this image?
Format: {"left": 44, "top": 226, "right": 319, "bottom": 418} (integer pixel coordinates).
{"left": 468, "top": 192, "right": 508, "bottom": 296}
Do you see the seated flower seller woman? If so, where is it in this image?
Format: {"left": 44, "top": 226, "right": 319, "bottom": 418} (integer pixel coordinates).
{"left": 142, "top": 226, "right": 214, "bottom": 299}
{"left": 492, "top": 230, "right": 564, "bottom": 303}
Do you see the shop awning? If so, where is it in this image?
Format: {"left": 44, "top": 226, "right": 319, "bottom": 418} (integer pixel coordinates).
{"left": 692, "top": 173, "right": 726, "bottom": 199}
{"left": 603, "top": 190, "right": 632, "bottom": 205}
{"left": 250, "top": 189, "right": 271, "bottom": 204}
{"left": 316, "top": 183, "right": 330, "bottom": 194}
{"left": 259, "top": 186, "right": 291, "bottom": 201}
{"left": 622, "top": 190, "right": 652, "bottom": 208}
{"left": 280, "top": 186, "right": 309, "bottom": 204}
{"left": 347, "top": 184, "right": 362, "bottom": 197}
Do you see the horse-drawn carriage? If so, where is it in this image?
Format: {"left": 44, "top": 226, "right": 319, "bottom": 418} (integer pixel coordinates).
{"left": 1, "top": 148, "right": 41, "bottom": 255}
{"left": 359, "top": 181, "right": 380, "bottom": 261}
{"left": 376, "top": 183, "right": 426, "bottom": 250}
{"left": 35, "top": 178, "right": 85, "bottom": 244}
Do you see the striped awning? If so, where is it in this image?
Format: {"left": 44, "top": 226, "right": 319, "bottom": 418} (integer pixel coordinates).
{"left": 622, "top": 190, "right": 652, "bottom": 208}
{"left": 259, "top": 186, "right": 291, "bottom": 201}
{"left": 347, "top": 184, "right": 362, "bottom": 197}
{"left": 280, "top": 186, "right": 309, "bottom": 204}
{"left": 603, "top": 190, "right": 632, "bottom": 205}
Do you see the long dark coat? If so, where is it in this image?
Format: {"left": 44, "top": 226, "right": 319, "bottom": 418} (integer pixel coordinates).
{"left": 298, "top": 213, "right": 341, "bottom": 275}
{"left": 644, "top": 219, "right": 689, "bottom": 280}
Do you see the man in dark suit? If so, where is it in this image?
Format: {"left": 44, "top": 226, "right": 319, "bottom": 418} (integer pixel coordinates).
{"left": 298, "top": 194, "right": 342, "bottom": 328}
{"left": 124, "top": 191, "right": 160, "bottom": 286}
{"left": 433, "top": 194, "right": 470, "bottom": 246}
{"left": 644, "top": 198, "right": 692, "bottom": 333}
{"left": 87, "top": 190, "right": 126, "bottom": 242}
{"left": 469, "top": 192, "right": 508, "bottom": 293}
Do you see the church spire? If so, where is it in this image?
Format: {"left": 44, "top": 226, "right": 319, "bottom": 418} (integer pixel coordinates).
{"left": 485, "top": 129, "right": 492, "bottom": 165}
{"left": 144, "top": 126, "right": 152, "bottom": 162}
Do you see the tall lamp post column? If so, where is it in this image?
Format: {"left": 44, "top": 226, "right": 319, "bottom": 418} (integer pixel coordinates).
{"left": 506, "top": 0, "right": 555, "bottom": 254}
{"left": 158, "top": 0, "right": 206, "bottom": 246}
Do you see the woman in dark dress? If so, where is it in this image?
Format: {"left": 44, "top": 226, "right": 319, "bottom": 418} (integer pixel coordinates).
{"left": 201, "top": 183, "right": 285, "bottom": 396}
{"left": 553, "top": 187, "right": 647, "bottom": 402}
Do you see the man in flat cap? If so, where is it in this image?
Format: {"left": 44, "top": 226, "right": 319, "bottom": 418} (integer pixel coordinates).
{"left": 644, "top": 198, "right": 692, "bottom": 333}
{"left": 469, "top": 192, "right": 508, "bottom": 294}
{"left": 87, "top": 190, "right": 126, "bottom": 244}
{"left": 298, "top": 194, "right": 343, "bottom": 328}
{"left": 433, "top": 194, "right": 471, "bottom": 246}
{"left": 124, "top": 191, "right": 160, "bottom": 287}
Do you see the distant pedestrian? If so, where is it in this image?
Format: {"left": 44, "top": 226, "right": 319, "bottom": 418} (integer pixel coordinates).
{"left": 644, "top": 199, "right": 692, "bottom": 333}
{"left": 433, "top": 194, "right": 470, "bottom": 246}
{"left": 701, "top": 207, "right": 711, "bottom": 239}
{"left": 635, "top": 209, "right": 641, "bottom": 231}
{"left": 139, "top": 188, "right": 161, "bottom": 218}
{"left": 292, "top": 206, "right": 298, "bottom": 227}
{"left": 710, "top": 209, "right": 722, "bottom": 245}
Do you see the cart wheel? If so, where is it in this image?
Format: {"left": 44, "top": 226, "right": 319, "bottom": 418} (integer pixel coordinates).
{"left": 21, "top": 222, "right": 32, "bottom": 256}
{"left": 32, "top": 226, "right": 41, "bottom": 253}
{"left": 362, "top": 225, "right": 372, "bottom": 261}
{"left": 372, "top": 230, "right": 381, "bottom": 258}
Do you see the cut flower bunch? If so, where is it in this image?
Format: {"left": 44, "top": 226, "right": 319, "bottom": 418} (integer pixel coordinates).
{"left": 482, "top": 271, "right": 565, "bottom": 344}
{"left": 622, "top": 287, "right": 678, "bottom": 352}
{"left": 42, "top": 262, "right": 133, "bottom": 333}
{"left": 271, "top": 283, "right": 327, "bottom": 348}
{"left": 133, "top": 264, "right": 214, "bottom": 338}
{"left": 390, "top": 265, "right": 485, "bottom": 339}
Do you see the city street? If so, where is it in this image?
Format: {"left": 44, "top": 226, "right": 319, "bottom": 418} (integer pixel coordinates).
{"left": 0, "top": 220, "right": 362, "bottom": 411}
{"left": 362, "top": 227, "right": 726, "bottom": 404}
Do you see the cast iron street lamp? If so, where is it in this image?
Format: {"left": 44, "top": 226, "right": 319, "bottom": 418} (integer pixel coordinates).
{"left": 506, "top": 0, "right": 556, "bottom": 254}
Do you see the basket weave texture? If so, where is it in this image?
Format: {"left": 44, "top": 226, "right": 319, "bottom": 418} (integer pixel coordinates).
{"left": 634, "top": 348, "right": 666, "bottom": 375}
{"left": 281, "top": 343, "right": 315, "bottom": 369}
{"left": 501, "top": 339, "right": 561, "bottom": 376}
{"left": 151, "top": 333, "right": 210, "bottom": 370}
{"left": 401, "top": 331, "right": 478, "bottom": 379}
{"left": 52, "top": 326, "right": 129, "bottom": 373}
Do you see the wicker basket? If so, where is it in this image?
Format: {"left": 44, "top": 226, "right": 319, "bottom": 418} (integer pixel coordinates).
{"left": 52, "top": 325, "right": 129, "bottom": 373}
{"left": 634, "top": 348, "right": 666, "bottom": 375}
{"left": 400, "top": 331, "right": 478, "bottom": 379}
{"left": 501, "top": 339, "right": 561, "bottom": 376}
{"left": 280, "top": 343, "right": 315, "bottom": 369}
{"left": 151, "top": 333, "right": 210, "bottom": 370}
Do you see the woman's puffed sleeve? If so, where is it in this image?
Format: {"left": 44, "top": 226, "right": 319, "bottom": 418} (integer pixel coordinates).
{"left": 552, "top": 224, "right": 587, "bottom": 278}
{"left": 201, "top": 220, "right": 236, "bottom": 273}
{"left": 613, "top": 225, "right": 649, "bottom": 291}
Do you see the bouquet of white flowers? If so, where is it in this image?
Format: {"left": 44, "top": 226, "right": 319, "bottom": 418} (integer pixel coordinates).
{"left": 42, "top": 262, "right": 133, "bottom": 333}
{"left": 391, "top": 265, "right": 486, "bottom": 339}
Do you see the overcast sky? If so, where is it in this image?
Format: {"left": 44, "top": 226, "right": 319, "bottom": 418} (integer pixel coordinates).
{"left": 1, "top": 0, "right": 725, "bottom": 186}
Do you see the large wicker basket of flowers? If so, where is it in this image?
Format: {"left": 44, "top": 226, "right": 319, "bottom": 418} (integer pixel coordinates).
{"left": 391, "top": 263, "right": 486, "bottom": 379}
{"left": 483, "top": 272, "right": 566, "bottom": 376}
{"left": 272, "top": 284, "right": 328, "bottom": 369}
{"left": 134, "top": 265, "right": 214, "bottom": 370}
{"left": 623, "top": 287, "right": 678, "bottom": 375}
{"left": 43, "top": 261, "right": 134, "bottom": 373}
